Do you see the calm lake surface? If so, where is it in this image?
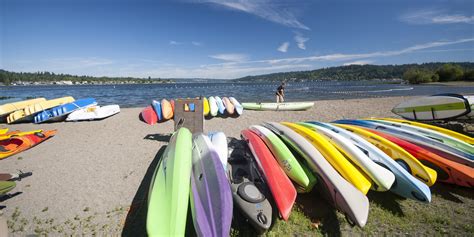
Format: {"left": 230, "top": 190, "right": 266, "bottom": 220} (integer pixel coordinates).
{"left": 1, "top": 81, "right": 473, "bottom": 107}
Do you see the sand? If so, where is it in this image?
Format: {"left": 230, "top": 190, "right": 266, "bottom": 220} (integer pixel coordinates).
{"left": 0, "top": 96, "right": 416, "bottom": 235}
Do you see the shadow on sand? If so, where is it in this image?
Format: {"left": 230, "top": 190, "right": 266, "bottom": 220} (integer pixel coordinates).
{"left": 143, "top": 134, "right": 172, "bottom": 142}
{"left": 122, "top": 146, "right": 166, "bottom": 237}
{"left": 367, "top": 191, "right": 405, "bottom": 217}
{"left": 430, "top": 183, "right": 474, "bottom": 203}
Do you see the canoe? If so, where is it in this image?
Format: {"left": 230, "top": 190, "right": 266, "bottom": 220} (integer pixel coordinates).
{"left": 0, "top": 181, "right": 15, "bottom": 196}
{"left": 203, "top": 97, "right": 210, "bottom": 116}
{"left": 66, "top": 105, "right": 120, "bottom": 121}
{"left": 0, "top": 129, "right": 43, "bottom": 141}
{"left": 242, "top": 102, "right": 314, "bottom": 111}
{"left": 241, "top": 129, "right": 296, "bottom": 221}
{"left": 0, "top": 130, "right": 57, "bottom": 160}
{"left": 214, "top": 96, "right": 226, "bottom": 115}
{"left": 369, "top": 129, "right": 474, "bottom": 188}
{"left": 392, "top": 94, "right": 470, "bottom": 120}
{"left": 227, "top": 146, "right": 272, "bottom": 233}
{"left": 263, "top": 122, "right": 369, "bottom": 227}
{"left": 208, "top": 97, "right": 218, "bottom": 117}
{"left": 0, "top": 98, "right": 46, "bottom": 117}
{"left": 222, "top": 97, "right": 234, "bottom": 115}
{"left": 303, "top": 122, "right": 395, "bottom": 192}
{"left": 208, "top": 132, "right": 228, "bottom": 171}
{"left": 152, "top": 100, "right": 163, "bottom": 121}
{"left": 190, "top": 134, "right": 232, "bottom": 237}
{"left": 376, "top": 117, "right": 474, "bottom": 145}
{"left": 249, "top": 125, "right": 314, "bottom": 191}
{"left": 283, "top": 122, "right": 372, "bottom": 194}
{"left": 7, "top": 97, "right": 75, "bottom": 123}
{"left": 147, "top": 128, "right": 193, "bottom": 236}
{"left": 370, "top": 119, "right": 474, "bottom": 155}
{"left": 34, "top": 98, "right": 97, "bottom": 123}
{"left": 330, "top": 123, "right": 432, "bottom": 202}
{"left": 141, "top": 106, "right": 157, "bottom": 125}
{"left": 229, "top": 97, "right": 243, "bottom": 115}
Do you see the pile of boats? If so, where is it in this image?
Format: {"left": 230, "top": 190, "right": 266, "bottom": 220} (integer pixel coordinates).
{"left": 147, "top": 117, "right": 473, "bottom": 235}
{"left": 0, "top": 128, "right": 57, "bottom": 159}
{"left": 0, "top": 97, "right": 120, "bottom": 123}
{"left": 140, "top": 96, "right": 243, "bottom": 125}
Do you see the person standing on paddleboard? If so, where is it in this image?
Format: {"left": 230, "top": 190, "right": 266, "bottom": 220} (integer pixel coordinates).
{"left": 276, "top": 82, "right": 285, "bottom": 103}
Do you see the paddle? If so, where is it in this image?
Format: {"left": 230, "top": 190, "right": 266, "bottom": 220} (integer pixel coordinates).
{"left": 0, "top": 171, "right": 32, "bottom": 181}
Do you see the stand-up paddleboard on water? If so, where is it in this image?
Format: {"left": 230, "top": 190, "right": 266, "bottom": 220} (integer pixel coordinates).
{"left": 190, "top": 134, "right": 233, "bottom": 237}
{"left": 242, "top": 102, "right": 314, "bottom": 111}
{"left": 141, "top": 106, "right": 158, "bottom": 125}
{"left": 263, "top": 122, "right": 369, "bottom": 227}
{"left": 392, "top": 94, "right": 471, "bottom": 120}
{"left": 66, "top": 105, "right": 120, "bottom": 121}
{"left": 147, "top": 128, "right": 192, "bottom": 236}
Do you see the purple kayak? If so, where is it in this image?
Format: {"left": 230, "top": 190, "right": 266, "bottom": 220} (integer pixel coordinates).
{"left": 190, "top": 134, "right": 233, "bottom": 237}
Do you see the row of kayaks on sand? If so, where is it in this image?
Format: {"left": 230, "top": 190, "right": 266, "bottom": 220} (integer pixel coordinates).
{"left": 0, "top": 128, "right": 57, "bottom": 159}
{"left": 0, "top": 97, "right": 120, "bottom": 123}
{"left": 147, "top": 117, "right": 473, "bottom": 235}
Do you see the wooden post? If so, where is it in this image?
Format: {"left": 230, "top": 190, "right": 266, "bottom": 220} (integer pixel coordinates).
{"left": 174, "top": 97, "right": 204, "bottom": 134}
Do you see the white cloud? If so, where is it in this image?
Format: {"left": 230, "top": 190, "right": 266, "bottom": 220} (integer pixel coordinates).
{"left": 343, "top": 60, "right": 374, "bottom": 66}
{"left": 199, "top": 0, "right": 310, "bottom": 30}
{"left": 192, "top": 41, "right": 203, "bottom": 46}
{"left": 401, "top": 9, "right": 474, "bottom": 24}
{"left": 294, "top": 33, "right": 309, "bottom": 50}
{"left": 277, "top": 42, "right": 289, "bottom": 52}
{"left": 169, "top": 40, "right": 183, "bottom": 45}
{"left": 209, "top": 53, "right": 248, "bottom": 62}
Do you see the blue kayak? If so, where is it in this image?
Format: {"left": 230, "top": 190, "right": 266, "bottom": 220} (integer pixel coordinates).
{"left": 152, "top": 100, "right": 163, "bottom": 121}
{"left": 214, "top": 96, "right": 225, "bottom": 115}
{"left": 34, "top": 98, "right": 97, "bottom": 123}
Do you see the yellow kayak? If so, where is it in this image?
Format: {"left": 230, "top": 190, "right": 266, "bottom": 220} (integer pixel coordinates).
{"left": 7, "top": 96, "right": 75, "bottom": 123}
{"left": 0, "top": 98, "right": 46, "bottom": 116}
{"left": 282, "top": 122, "right": 372, "bottom": 194}
{"left": 203, "top": 97, "right": 210, "bottom": 116}
{"left": 0, "top": 128, "right": 7, "bottom": 135}
{"left": 0, "top": 130, "right": 43, "bottom": 140}
{"left": 334, "top": 124, "right": 438, "bottom": 186}
{"left": 376, "top": 117, "right": 474, "bottom": 145}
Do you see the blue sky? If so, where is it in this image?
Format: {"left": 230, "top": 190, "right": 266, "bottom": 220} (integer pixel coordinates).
{"left": 2, "top": 0, "right": 473, "bottom": 79}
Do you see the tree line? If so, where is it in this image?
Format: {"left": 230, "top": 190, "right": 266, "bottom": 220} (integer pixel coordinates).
{"left": 403, "top": 64, "right": 474, "bottom": 84}
{"left": 0, "top": 70, "right": 170, "bottom": 85}
{"left": 235, "top": 62, "right": 474, "bottom": 83}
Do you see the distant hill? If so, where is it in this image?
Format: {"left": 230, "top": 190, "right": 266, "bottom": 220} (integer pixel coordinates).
{"left": 234, "top": 62, "right": 474, "bottom": 82}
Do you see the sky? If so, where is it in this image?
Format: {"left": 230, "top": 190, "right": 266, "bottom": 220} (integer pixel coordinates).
{"left": 1, "top": 0, "right": 474, "bottom": 79}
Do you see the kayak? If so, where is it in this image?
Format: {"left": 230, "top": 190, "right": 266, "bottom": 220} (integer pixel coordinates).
{"left": 34, "top": 98, "right": 97, "bottom": 123}
{"left": 242, "top": 102, "right": 314, "bottom": 111}
{"left": 263, "top": 122, "right": 369, "bottom": 227}
{"left": 141, "top": 106, "right": 158, "bottom": 125}
{"left": 222, "top": 97, "right": 234, "bottom": 115}
{"left": 0, "top": 130, "right": 57, "bottom": 160}
{"left": 190, "top": 134, "right": 232, "bottom": 237}
{"left": 152, "top": 100, "right": 163, "bottom": 121}
{"left": 215, "top": 97, "right": 226, "bottom": 115}
{"left": 0, "top": 98, "right": 46, "bottom": 117}
{"left": 303, "top": 122, "right": 395, "bottom": 192}
{"left": 0, "top": 128, "right": 8, "bottom": 135}
{"left": 376, "top": 117, "right": 474, "bottom": 145}
{"left": 229, "top": 97, "right": 243, "bottom": 115}
{"left": 208, "top": 97, "right": 218, "bottom": 117}
{"left": 0, "top": 129, "right": 43, "bottom": 140}
{"left": 147, "top": 128, "right": 192, "bottom": 236}
{"left": 0, "top": 181, "right": 16, "bottom": 196}
{"left": 283, "top": 122, "right": 372, "bottom": 194}
{"left": 66, "top": 105, "right": 120, "bottom": 121}
{"left": 241, "top": 129, "right": 296, "bottom": 221}
{"left": 208, "top": 132, "right": 228, "bottom": 171}
{"left": 331, "top": 123, "right": 432, "bottom": 202}
{"left": 203, "top": 97, "right": 210, "bottom": 116}
{"left": 249, "top": 125, "right": 314, "bottom": 191}
{"left": 161, "top": 99, "right": 173, "bottom": 120}
{"left": 7, "top": 97, "right": 75, "bottom": 123}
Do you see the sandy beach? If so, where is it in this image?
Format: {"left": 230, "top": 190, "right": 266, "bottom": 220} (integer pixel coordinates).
{"left": 1, "top": 96, "right": 473, "bottom": 236}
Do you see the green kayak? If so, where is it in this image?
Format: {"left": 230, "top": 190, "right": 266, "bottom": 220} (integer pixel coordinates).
{"left": 0, "top": 181, "right": 15, "bottom": 195}
{"left": 242, "top": 102, "right": 314, "bottom": 111}
{"left": 146, "top": 128, "right": 193, "bottom": 237}
{"left": 250, "top": 125, "right": 316, "bottom": 192}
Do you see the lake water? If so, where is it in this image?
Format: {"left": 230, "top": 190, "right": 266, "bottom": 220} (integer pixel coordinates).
{"left": 1, "top": 81, "right": 473, "bottom": 107}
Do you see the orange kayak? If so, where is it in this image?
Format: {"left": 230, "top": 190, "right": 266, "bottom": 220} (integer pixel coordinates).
{"left": 161, "top": 99, "right": 173, "bottom": 120}
{"left": 0, "top": 130, "right": 57, "bottom": 159}
{"left": 0, "top": 130, "right": 43, "bottom": 141}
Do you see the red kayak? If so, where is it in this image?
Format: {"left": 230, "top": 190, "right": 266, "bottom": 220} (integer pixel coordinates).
{"left": 141, "top": 106, "right": 157, "bottom": 125}
{"left": 369, "top": 129, "right": 474, "bottom": 188}
{"left": 241, "top": 129, "right": 296, "bottom": 220}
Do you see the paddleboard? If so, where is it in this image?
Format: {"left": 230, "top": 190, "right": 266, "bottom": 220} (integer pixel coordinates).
{"left": 208, "top": 132, "right": 228, "bottom": 171}
{"left": 190, "top": 134, "right": 233, "bottom": 237}
{"left": 241, "top": 129, "right": 296, "bottom": 221}
{"left": 208, "top": 97, "right": 218, "bottom": 117}
{"left": 141, "top": 106, "right": 158, "bottom": 125}
{"left": 392, "top": 94, "right": 470, "bottom": 120}
{"left": 66, "top": 105, "right": 120, "bottom": 121}
{"left": 263, "top": 122, "right": 369, "bottom": 227}
{"left": 242, "top": 102, "right": 314, "bottom": 111}
{"left": 147, "top": 128, "right": 193, "bottom": 236}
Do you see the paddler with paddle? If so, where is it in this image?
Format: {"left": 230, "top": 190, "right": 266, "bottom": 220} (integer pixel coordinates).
{"left": 275, "top": 82, "right": 285, "bottom": 103}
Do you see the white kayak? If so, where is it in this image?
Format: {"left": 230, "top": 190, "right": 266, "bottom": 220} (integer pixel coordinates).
{"left": 66, "top": 105, "right": 120, "bottom": 121}
{"left": 208, "top": 131, "right": 228, "bottom": 171}
{"left": 242, "top": 102, "right": 314, "bottom": 111}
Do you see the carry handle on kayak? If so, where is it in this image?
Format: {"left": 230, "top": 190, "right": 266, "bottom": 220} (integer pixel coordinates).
{"left": 174, "top": 97, "right": 204, "bottom": 134}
